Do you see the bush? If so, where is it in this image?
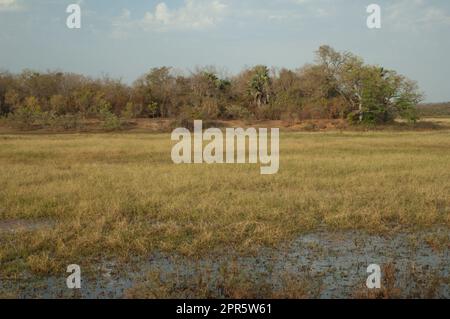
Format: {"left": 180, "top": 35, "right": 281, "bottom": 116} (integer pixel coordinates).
{"left": 257, "top": 104, "right": 282, "bottom": 120}
{"left": 7, "top": 105, "right": 42, "bottom": 130}
{"left": 98, "top": 104, "right": 123, "bottom": 131}
{"left": 7, "top": 108, "right": 85, "bottom": 132}
{"left": 45, "top": 112, "right": 84, "bottom": 131}
{"left": 302, "top": 122, "right": 318, "bottom": 131}
{"left": 171, "top": 111, "right": 223, "bottom": 131}
{"left": 121, "top": 102, "right": 141, "bottom": 120}
{"left": 102, "top": 112, "right": 122, "bottom": 131}
{"left": 225, "top": 105, "right": 252, "bottom": 120}
{"left": 199, "top": 99, "right": 220, "bottom": 120}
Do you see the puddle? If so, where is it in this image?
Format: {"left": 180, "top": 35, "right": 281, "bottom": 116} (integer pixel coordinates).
{"left": 1, "top": 230, "right": 449, "bottom": 298}
{"left": 0, "top": 219, "right": 54, "bottom": 234}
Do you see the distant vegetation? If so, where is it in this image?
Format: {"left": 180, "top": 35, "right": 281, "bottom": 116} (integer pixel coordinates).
{"left": 416, "top": 102, "right": 450, "bottom": 118}
{"left": 0, "top": 46, "right": 423, "bottom": 130}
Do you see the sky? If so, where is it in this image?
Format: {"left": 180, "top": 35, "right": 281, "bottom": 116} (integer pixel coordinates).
{"left": 0, "top": 0, "right": 449, "bottom": 102}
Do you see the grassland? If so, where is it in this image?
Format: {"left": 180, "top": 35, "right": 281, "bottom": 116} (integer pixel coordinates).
{"left": 0, "top": 123, "right": 449, "bottom": 298}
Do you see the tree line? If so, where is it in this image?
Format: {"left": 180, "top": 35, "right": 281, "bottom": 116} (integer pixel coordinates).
{"left": 417, "top": 103, "right": 450, "bottom": 118}
{"left": 0, "top": 46, "right": 423, "bottom": 130}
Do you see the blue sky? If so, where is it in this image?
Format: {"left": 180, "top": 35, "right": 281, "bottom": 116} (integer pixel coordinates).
{"left": 0, "top": 0, "right": 449, "bottom": 102}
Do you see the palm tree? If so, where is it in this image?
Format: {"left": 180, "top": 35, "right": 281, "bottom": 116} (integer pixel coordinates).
{"left": 248, "top": 65, "right": 271, "bottom": 108}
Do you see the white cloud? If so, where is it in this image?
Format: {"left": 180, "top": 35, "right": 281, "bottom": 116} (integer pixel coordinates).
{"left": 0, "top": 0, "right": 21, "bottom": 11}
{"left": 113, "top": 0, "right": 228, "bottom": 35}
{"left": 387, "top": 0, "right": 450, "bottom": 30}
{"left": 418, "top": 6, "right": 450, "bottom": 26}
{"left": 111, "top": 9, "right": 133, "bottom": 39}
{"left": 143, "top": 0, "right": 228, "bottom": 30}
{"left": 290, "top": 0, "right": 334, "bottom": 19}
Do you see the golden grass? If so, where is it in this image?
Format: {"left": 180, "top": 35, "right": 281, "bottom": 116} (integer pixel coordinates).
{"left": 0, "top": 130, "right": 449, "bottom": 278}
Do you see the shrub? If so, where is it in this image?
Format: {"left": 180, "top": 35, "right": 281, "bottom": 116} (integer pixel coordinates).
{"left": 225, "top": 105, "right": 252, "bottom": 120}
{"left": 121, "top": 102, "right": 141, "bottom": 120}
{"left": 302, "top": 122, "right": 318, "bottom": 131}
{"left": 98, "top": 104, "right": 123, "bottom": 131}
{"left": 199, "top": 99, "right": 220, "bottom": 120}
{"left": 146, "top": 102, "right": 159, "bottom": 118}
{"left": 49, "top": 95, "right": 67, "bottom": 115}
{"left": 257, "top": 103, "right": 282, "bottom": 120}
{"left": 7, "top": 103, "right": 43, "bottom": 130}
{"left": 171, "top": 111, "right": 222, "bottom": 131}
{"left": 45, "top": 112, "right": 84, "bottom": 131}
{"left": 102, "top": 112, "right": 122, "bottom": 131}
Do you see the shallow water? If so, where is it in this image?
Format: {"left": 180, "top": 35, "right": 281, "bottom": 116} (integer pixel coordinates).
{"left": 2, "top": 230, "right": 449, "bottom": 298}
{"left": 0, "top": 219, "right": 54, "bottom": 234}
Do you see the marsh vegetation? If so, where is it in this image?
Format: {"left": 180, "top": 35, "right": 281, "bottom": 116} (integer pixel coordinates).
{"left": 0, "top": 126, "right": 449, "bottom": 298}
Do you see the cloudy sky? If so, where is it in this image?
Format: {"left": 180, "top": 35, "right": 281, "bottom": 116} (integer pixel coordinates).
{"left": 0, "top": 0, "right": 449, "bottom": 102}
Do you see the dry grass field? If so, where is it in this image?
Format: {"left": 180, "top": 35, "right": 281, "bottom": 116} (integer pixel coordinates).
{"left": 0, "top": 121, "right": 449, "bottom": 298}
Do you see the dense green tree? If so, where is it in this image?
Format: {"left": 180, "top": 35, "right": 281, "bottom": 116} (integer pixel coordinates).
{"left": 315, "top": 45, "right": 422, "bottom": 124}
